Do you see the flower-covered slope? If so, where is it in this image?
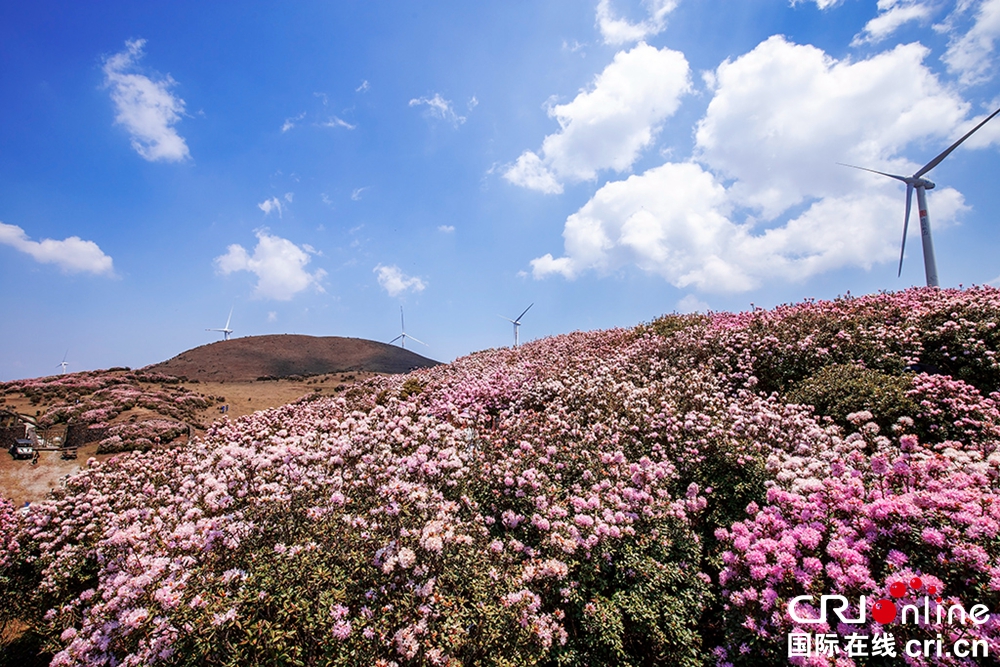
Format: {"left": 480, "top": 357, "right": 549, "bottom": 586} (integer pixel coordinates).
{"left": 1, "top": 370, "right": 218, "bottom": 453}
{"left": 2, "top": 287, "right": 1000, "bottom": 666}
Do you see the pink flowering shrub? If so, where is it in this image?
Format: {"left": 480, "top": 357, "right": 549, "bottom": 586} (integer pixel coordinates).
{"left": 907, "top": 373, "right": 1000, "bottom": 454}
{"left": 679, "top": 286, "right": 1000, "bottom": 396}
{"left": 3, "top": 287, "right": 1000, "bottom": 666}
{"left": 3, "top": 331, "right": 724, "bottom": 666}
{"left": 0, "top": 498, "right": 18, "bottom": 570}
{"left": 96, "top": 420, "right": 188, "bottom": 454}
{"left": 0, "top": 497, "right": 24, "bottom": 639}
{"left": 0, "top": 369, "right": 213, "bottom": 430}
{"left": 785, "top": 363, "right": 917, "bottom": 434}
{"left": 714, "top": 418, "right": 1000, "bottom": 665}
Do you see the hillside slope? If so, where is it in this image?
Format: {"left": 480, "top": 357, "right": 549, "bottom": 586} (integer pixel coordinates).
{"left": 4, "top": 287, "right": 1000, "bottom": 666}
{"left": 145, "top": 334, "right": 440, "bottom": 382}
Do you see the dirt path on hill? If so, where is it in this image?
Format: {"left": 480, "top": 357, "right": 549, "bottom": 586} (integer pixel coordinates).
{"left": 0, "top": 444, "right": 106, "bottom": 508}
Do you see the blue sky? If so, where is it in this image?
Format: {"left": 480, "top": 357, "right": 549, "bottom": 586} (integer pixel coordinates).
{"left": 2, "top": 0, "right": 999, "bottom": 380}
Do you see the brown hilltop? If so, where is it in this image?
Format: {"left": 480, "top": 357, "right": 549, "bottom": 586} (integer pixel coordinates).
{"left": 145, "top": 334, "right": 440, "bottom": 382}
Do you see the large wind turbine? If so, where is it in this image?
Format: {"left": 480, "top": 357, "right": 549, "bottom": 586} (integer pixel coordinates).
{"left": 500, "top": 303, "right": 533, "bottom": 348}
{"left": 57, "top": 350, "right": 69, "bottom": 375}
{"left": 389, "top": 306, "right": 426, "bottom": 350}
{"left": 841, "top": 106, "right": 1000, "bottom": 287}
{"left": 207, "top": 306, "right": 234, "bottom": 341}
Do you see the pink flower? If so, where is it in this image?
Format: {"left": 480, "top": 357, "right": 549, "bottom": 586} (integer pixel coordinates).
{"left": 331, "top": 620, "right": 352, "bottom": 639}
{"left": 921, "top": 527, "right": 946, "bottom": 547}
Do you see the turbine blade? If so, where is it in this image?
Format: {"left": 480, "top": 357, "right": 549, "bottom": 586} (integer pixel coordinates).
{"left": 898, "top": 184, "right": 913, "bottom": 278}
{"left": 499, "top": 315, "right": 516, "bottom": 323}
{"left": 406, "top": 334, "right": 427, "bottom": 346}
{"left": 837, "top": 163, "right": 909, "bottom": 183}
{"left": 516, "top": 303, "right": 534, "bottom": 323}
{"left": 225, "top": 305, "right": 233, "bottom": 330}
{"left": 400, "top": 306, "right": 405, "bottom": 332}
{"left": 388, "top": 335, "right": 403, "bottom": 345}
{"left": 915, "top": 106, "right": 1000, "bottom": 178}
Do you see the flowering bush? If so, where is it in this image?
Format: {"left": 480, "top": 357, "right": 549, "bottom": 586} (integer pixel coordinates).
{"left": 2, "top": 287, "right": 1000, "bottom": 666}
{"left": 785, "top": 364, "right": 917, "bottom": 434}
{"left": 95, "top": 420, "right": 189, "bottom": 454}
{"left": 0, "top": 497, "right": 24, "bottom": 638}
{"left": 674, "top": 286, "right": 1000, "bottom": 396}
{"left": 0, "top": 498, "right": 19, "bottom": 575}
{"left": 714, "top": 417, "right": 1000, "bottom": 665}
{"left": 0, "top": 369, "right": 214, "bottom": 430}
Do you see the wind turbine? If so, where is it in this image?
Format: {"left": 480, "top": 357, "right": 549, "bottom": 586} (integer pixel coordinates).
{"left": 500, "top": 303, "right": 533, "bottom": 348}
{"left": 207, "top": 306, "right": 234, "bottom": 341}
{"left": 388, "top": 306, "right": 426, "bottom": 350}
{"left": 840, "top": 106, "right": 1000, "bottom": 287}
{"left": 56, "top": 350, "right": 69, "bottom": 375}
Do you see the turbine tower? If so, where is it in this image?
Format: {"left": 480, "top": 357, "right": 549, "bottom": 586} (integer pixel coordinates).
{"left": 388, "top": 306, "right": 426, "bottom": 350}
{"left": 207, "top": 306, "right": 234, "bottom": 341}
{"left": 500, "top": 303, "right": 533, "bottom": 348}
{"left": 841, "top": 106, "right": 1000, "bottom": 287}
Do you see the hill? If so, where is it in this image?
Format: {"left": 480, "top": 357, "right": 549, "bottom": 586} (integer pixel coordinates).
{"left": 145, "top": 334, "right": 440, "bottom": 382}
{"left": 4, "top": 287, "right": 1000, "bottom": 666}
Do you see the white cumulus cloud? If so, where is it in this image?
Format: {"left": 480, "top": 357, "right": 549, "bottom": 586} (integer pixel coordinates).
{"left": 374, "top": 264, "right": 426, "bottom": 297}
{"left": 505, "top": 42, "right": 691, "bottom": 193}
{"left": 531, "top": 162, "right": 918, "bottom": 292}
{"left": 258, "top": 197, "right": 283, "bottom": 217}
{"left": 409, "top": 94, "right": 466, "bottom": 125}
{"left": 321, "top": 116, "right": 357, "bottom": 129}
{"left": 215, "top": 231, "right": 325, "bottom": 300}
{"left": 505, "top": 151, "right": 564, "bottom": 194}
{"left": 596, "top": 0, "right": 679, "bottom": 45}
{"left": 533, "top": 35, "right": 979, "bottom": 292}
{"left": 103, "top": 39, "right": 189, "bottom": 162}
{"left": 695, "top": 36, "right": 969, "bottom": 218}
{"left": 282, "top": 112, "right": 306, "bottom": 133}
{"left": 852, "top": 0, "right": 936, "bottom": 45}
{"left": 790, "top": 0, "right": 843, "bottom": 8}
{"left": 943, "top": 0, "right": 1000, "bottom": 84}
{"left": 0, "top": 222, "right": 114, "bottom": 275}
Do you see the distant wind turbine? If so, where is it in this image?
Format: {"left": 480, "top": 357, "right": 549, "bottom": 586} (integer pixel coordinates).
{"left": 207, "top": 306, "right": 234, "bottom": 341}
{"left": 500, "top": 303, "right": 533, "bottom": 348}
{"left": 57, "top": 350, "right": 69, "bottom": 375}
{"left": 388, "top": 306, "right": 426, "bottom": 350}
{"left": 840, "top": 106, "right": 1000, "bottom": 287}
